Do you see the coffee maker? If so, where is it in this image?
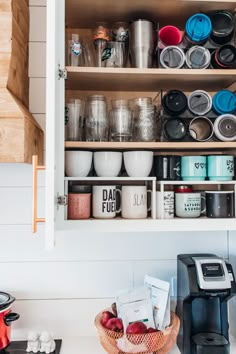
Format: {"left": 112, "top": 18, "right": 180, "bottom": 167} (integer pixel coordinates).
{"left": 177, "top": 254, "right": 236, "bottom": 354}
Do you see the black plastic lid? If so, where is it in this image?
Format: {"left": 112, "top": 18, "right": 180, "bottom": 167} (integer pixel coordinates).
{"left": 0, "top": 292, "right": 15, "bottom": 311}
{"left": 162, "top": 90, "right": 188, "bottom": 116}
{"left": 217, "top": 45, "right": 236, "bottom": 66}
{"left": 164, "top": 118, "right": 187, "bottom": 140}
{"left": 210, "top": 11, "right": 234, "bottom": 37}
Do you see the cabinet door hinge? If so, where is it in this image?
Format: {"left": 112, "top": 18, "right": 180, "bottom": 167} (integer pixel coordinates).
{"left": 58, "top": 65, "right": 67, "bottom": 80}
{"left": 57, "top": 195, "right": 67, "bottom": 206}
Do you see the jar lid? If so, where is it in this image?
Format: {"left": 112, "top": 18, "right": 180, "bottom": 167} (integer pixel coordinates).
{"left": 0, "top": 292, "right": 15, "bottom": 311}
{"left": 164, "top": 118, "right": 187, "bottom": 140}
{"left": 210, "top": 11, "right": 234, "bottom": 37}
{"left": 174, "top": 185, "right": 193, "bottom": 193}
{"left": 212, "top": 90, "right": 236, "bottom": 114}
{"left": 185, "top": 13, "right": 212, "bottom": 42}
{"left": 216, "top": 45, "right": 236, "bottom": 67}
{"left": 162, "top": 90, "right": 187, "bottom": 116}
{"left": 160, "top": 46, "right": 185, "bottom": 69}
{"left": 186, "top": 46, "right": 211, "bottom": 69}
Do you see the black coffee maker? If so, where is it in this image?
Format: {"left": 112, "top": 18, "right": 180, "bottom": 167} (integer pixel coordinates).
{"left": 177, "top": 254, "right": 236, "bottom": 354}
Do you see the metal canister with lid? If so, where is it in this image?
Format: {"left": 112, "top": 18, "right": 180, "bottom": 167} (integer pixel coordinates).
{"left": 209, "top": 11, "right": 235, "bottom": 45}
{"left": 211, "top": 45, "right": 236, "bottom": 69}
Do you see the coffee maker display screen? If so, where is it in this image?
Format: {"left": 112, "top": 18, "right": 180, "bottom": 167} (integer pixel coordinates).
{"left": 201, "top": 263, "right": 224, "bottom": 278}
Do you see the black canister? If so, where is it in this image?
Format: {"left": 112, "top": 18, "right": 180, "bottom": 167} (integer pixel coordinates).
{"left": 162, "top": 90, "right": 188, "bottom": 116}
{"left": 209, "top": 11, "right": 235, "bottom": 45}
{"left": 163, "top": 118, "right": 187, "bottom": 141}
{"left": 154, "top": 155, "right": 181, "bottom": 180}
{"left": 206, "top": 191, "right": 235, "bottom": 218}
{"left": 211, "top": 45, "right": 236, "bottom": 69}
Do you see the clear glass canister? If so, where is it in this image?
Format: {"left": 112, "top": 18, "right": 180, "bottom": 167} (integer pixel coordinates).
{"left": 85, "top": 95, "right": 108, "bottom": 141}
{"left": 133, "top": 104, "right": 157, "bottom": 142}
{"left": 109, "top": 100, "right": 133, "bottom": 142}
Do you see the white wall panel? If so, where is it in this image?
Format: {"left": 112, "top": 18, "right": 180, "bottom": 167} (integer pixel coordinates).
{"left": 0, "top": 261, "right": 133, "bottom": 299}
{"left": 0, "top": 165, "right": 45, "bottom": 187}
{"left": 12, "top": 299, "right": 111, "bottom": 338}
{"left": 29, "top": 78, "right": 46, "bottom": 113}
{"left": 134, "top": 260, "right": 177, "bottom": 287}
{"left": 0, "top": 226, "right": 228, "bottom": 262}
{"left": 29, "top": 6, "right": 46, "bottom": 42}
{"left": 29, "top": 0, "right": 46, "bottom": 6}
{"left": 0, "top": 187, "right": 45, "bottom": 224}
{"left": 29, "top": 42, "right": 46, "bottom": 78}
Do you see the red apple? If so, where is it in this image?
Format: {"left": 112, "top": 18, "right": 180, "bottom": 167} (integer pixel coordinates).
{"left": 100, "top": 311, "right": 115, "bottom": 327}
{"left": 147, "top": 327, "right": 158, "bottom": 333}
{"left": 105, "top": 317, "right": 123, "bottom": 332}
{"left": 126, "top": 321, "right": 147, "bottom": 335}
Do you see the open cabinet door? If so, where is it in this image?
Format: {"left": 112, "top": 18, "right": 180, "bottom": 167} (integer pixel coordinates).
{"left": 45, "top": 0, "right": 65, "bottom": 249}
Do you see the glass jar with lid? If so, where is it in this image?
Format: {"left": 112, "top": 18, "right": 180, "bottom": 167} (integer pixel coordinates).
{"left": 85, "top": 95, "right": 108, "bottom": 141}
{"left": 133, "top": 101, "right": 157, "bottom": 142}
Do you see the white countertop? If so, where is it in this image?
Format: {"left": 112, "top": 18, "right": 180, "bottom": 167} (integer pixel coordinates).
{"left": 60, "top": 336, "right": 236, "bottom": 354}
{"left": 60, "top": 337, "right": 179, "bottom": 354}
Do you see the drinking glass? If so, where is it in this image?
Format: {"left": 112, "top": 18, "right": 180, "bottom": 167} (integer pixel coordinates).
{"left": 109, "top": 102, "right": 133, "bottom": 142}
{"left": 83, "top": 42, "right": 96, "bottom": 67}
{"left": 68, "top": 34, "right": 83, "bottom": 66}
{"left": 67, "top": 99, "right": 85, "bottom": 141}
{"left": 93, "top": 22, "right": 110, "bottom": 67}
{"left": 102, "top": 41, "right": 127, "bottom": 67}
{"left": 85, "top": 95, "right": 108, "bottom": 141}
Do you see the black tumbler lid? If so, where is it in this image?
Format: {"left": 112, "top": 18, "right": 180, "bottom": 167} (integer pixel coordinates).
{"left": 162, "top": 90, "right": 187, "bottom": 115}
{"left": 164, "top": 118, "right": 187, "bottom": 140}
{"left": 217, "top": 45, "right": 236, "bottom": 66}
{"left": 210, "top": 11, "right": 234, "bottom": 37}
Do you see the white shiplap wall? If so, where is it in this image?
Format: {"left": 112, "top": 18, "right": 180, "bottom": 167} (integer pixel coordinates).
{"left": 1, "top": 0, "right": 236, "bottom": 343}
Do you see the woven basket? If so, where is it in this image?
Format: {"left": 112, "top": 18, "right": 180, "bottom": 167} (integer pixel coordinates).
{"left": 94, "top": 310, "right": 180, "bottom": 354}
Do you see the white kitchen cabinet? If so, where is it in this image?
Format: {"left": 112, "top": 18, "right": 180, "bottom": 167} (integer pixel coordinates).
{"left": 44, "top": 0, "right": 236, "bottom": 249}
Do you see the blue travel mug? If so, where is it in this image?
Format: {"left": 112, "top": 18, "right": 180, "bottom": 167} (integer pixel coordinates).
{"left": 181, "top": 156, "right": 207, "bottom": 181}
{"left": 212, "top": 90, "right": 236, "bottom": 115}
{"left": 183, "top": 14, "right": 212, "bottom": 47}
{"left": 207, "top": 155, "right": 234, "bottom": 181}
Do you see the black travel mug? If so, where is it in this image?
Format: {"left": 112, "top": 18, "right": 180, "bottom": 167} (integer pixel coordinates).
{"left": 154, "top": 155, "right": 181, "bottom": 180}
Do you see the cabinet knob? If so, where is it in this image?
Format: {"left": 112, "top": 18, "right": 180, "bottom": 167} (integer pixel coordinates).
{"left": 32, "top": 155, "right": 45, "bottom": 233}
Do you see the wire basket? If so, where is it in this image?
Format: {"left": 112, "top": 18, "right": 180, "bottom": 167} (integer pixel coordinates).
{"left": 94, "top": 310, "right": 180, "bottom": 354}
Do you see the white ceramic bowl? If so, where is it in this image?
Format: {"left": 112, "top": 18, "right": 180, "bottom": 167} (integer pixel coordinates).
{"left": 124, "top": 151, "right": 153, "bottom": 177}
{"left": 65, "top": 151, "right": 93, "bottom": 177}
{"left": 94, "top": 151, "right": 122, "bottom": 177}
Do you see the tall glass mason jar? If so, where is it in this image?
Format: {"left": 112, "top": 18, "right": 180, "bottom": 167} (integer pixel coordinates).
{"left": 85, "top": 95, "right": 108, "bottom": 141}
{"left": 133, "top": 102, "right": 157, "bottom": 142}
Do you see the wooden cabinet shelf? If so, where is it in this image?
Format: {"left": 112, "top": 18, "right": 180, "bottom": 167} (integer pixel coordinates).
{"left": 66, "top": 67, "right": 236, "bottom": 91}
{"left": 65, "top": 141, "right": 236, "bottom": 151}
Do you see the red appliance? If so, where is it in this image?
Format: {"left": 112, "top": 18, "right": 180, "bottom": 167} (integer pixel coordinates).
{"left": 0, "top": 292, "right": 20, "bottom": 350}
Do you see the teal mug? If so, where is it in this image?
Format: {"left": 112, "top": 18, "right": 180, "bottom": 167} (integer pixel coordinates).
{"left": 207, "top": 155, "right": 234, "bottom": 181}
{"left": 181, "top": 156, "right": 207, "bottom": 181}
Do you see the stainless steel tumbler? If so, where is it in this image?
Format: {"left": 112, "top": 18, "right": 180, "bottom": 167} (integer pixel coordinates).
{"left": 129, "top": 20, "right": 155, "bottom": 68}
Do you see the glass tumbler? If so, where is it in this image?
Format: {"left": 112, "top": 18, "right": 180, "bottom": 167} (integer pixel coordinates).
{"left": 102, "top": 41, "right": 127, "bottom": 67}
{"left": 133, "top": 104, "right": 157, "bottom": 142}
{"left": 66, "top": 100, "right": 85, "bottom": 141}
{"left": 109, "top": 101, "right": 133, "bottom": 141}
{"left": 85, "top": 95, "right": 108, "bottom": 141}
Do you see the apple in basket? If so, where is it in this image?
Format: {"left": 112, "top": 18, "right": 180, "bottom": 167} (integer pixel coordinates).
{"left": 126, "top": 322, "right": 147, "bottom": 335}
{"left": 100, "top": 311, "right": 115, "bottom": 327}
{"left": 147, "top": 327, "right": 158, "bottom": 333}
{"left": 105, "top": 318, "right": 124, "bottom": 332}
